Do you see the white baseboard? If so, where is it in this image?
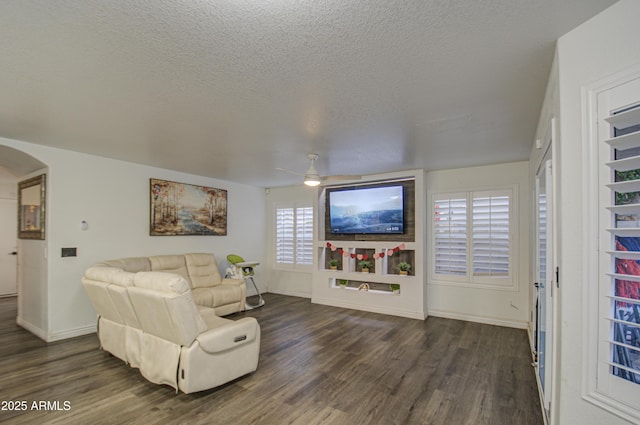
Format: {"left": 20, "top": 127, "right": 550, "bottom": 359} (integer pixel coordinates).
{"left": 17, "top": 316, "right": 48, "bottom": 341}
{"left": 266, "top": 288, "right": 311, "bottom": 299}
{"left": 312, "top": 297, "right": 426, "bottom": 320}
{"left": 428, "top": 309, "right": 528, "bottom": 329}
{"left": 17, "top": 316, "right": 96, "bottom": 342}
{"left": 46, "top": 324, "right": 96, "bottom": 342}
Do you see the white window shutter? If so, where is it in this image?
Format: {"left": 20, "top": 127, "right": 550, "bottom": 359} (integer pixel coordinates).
{"left": 603, "top": 105, "right": 640, "bottom": 392}
{"left": 434, "top": 196, "right": 467, "bottom": 276}
{"left": 276, "top": 208, "right": 295, "bottom": 264}
{"left": 472, "top": 193, "right": 510, "bottom": 277}
{"left": 276, "top": 206, "right": 314, "bottom": 267}
{"left": 296, "top": 207, "right": 314, "bottom": 265}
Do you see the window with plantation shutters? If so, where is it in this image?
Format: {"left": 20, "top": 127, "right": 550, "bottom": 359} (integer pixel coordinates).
{"left": 434, "top": 196, "right": 467, "bottom": 276}
{"left": 275, "top": 205, "right": 314, "bottom": 267}
{"left": 583, "top": 74, "right": 640, "bottom": 421}
{"left": 433, "top": 189, "right": 514, "bottom": 288}
{"left": 593, "top": 86, "right": 640, "bottom": 416}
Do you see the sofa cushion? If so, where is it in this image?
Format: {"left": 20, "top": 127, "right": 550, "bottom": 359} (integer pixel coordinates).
{"left": 149, "top": 255, "right": 191, "bottom": 285}
{"left": 82, "top": 279, "right": 123, "bottom": 323}
{"left": 85, "top": 266, "right": 134, "bottom": 287}
{"left": 129, "top": 273, "right": 207, "bottom": 345}
{"left": 191, "top": 288, "right": 214, "bottom": 307}
{"left": 211, "top": 284, "right": 244, "bottom": 308}
{"left": 185, "top": 253, "right": 222, "bottom": 288}
{"left": 191, "top": 285, "right": 243, "bottom": 309}
{"left": 96, "top": 257, "right": 151, "bottom": 273}
{"left": 108, "top": 284, "right": 142, "bottom": 328}
{"left": 197, "top": 306, "right": 231, "bottom": 329}
{"left": 133, "top": 271, "right": 190, "bottom": 294}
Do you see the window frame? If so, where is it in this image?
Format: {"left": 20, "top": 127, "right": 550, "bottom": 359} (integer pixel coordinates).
{"left": 584, "top": 72, "right": 640, "bottom": 422}
{"left": 274, "top": 203, "right": 314, "bottom": 271}
{"left": 431, "top": 186, "right": 518, "bottom": 290}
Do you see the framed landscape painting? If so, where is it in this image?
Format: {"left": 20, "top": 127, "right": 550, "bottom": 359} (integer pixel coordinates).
{"left": 18, "top": 174, "right": 46, "bottom": 240}
{"left": 150, "top": 178, "right": 227, "bottom": 236}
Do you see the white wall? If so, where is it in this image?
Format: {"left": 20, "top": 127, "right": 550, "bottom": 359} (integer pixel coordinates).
{"left": 265, "top": 184, "right": 315, "bottom": 298}
{"left": 0, "top": 166, "right": 17, "bottom": 197}
{"left": 0, "top": 136, "right": 266, "bottom": 341}
{"left": 550, "top": 1, "right": 640, "bottom": 424}
{"left": 426, "top": 161, "right": 531, "bottom": 329}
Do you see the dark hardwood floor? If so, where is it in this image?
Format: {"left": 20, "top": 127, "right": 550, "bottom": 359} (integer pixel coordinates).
{"left": 0, "top": 294, "right": 542, "bottom": 425}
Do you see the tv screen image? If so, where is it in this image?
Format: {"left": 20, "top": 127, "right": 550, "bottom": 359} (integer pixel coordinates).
{"left": 329, "top": 186, "right": 404, "bottom": 234}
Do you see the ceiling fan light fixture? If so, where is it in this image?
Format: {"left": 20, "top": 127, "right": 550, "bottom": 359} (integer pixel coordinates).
{"left": 304, "top": 175, "right": 321, "bottom": 186}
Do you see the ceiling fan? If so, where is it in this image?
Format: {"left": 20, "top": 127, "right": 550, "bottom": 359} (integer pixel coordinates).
{"left": 277, "top": 153, "right": 361, "bottom": 186}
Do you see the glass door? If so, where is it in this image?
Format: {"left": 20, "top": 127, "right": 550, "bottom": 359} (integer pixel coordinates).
{"left": 536, "top": 153, "right": 553, "bottom": 414}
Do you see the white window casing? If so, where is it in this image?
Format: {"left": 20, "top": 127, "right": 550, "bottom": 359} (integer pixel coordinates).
{"left": 275, "top": 205, "right": 314, "bottom": 269}
{"left": 432, "top": 187, "right": 516, "bottom": 289}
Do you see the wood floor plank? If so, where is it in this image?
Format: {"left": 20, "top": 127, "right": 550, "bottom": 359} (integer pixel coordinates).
{"left": 0, "top": 294, "right": 542, "bottom": 424}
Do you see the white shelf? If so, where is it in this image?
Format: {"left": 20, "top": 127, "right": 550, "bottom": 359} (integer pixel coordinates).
{"left": 319, "top": 269, "right": 416, "bottom": 284}
{"left": 331, "top": 286, "right": 399, "bottom": 296}
{"left": 318, "top": 240, "right": 416, "bottom": 249}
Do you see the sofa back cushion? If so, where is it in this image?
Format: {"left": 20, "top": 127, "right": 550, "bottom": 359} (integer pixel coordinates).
{"left": 83, "top": 266, "right": 142, "bottom": 329}
{"left": 96, "top": 257, "right": 151, "bottom": 273}
{"left": 149, "top": 255, "right": 191, "bottom": 286}
{"left": 84, "top": 266, "right": 134, "bottom": 287}
{"left": 129, "top": 272, "right": 206, "bottom": 346}
{"left": 81, "top": 278, "right": 123, "bottom": 324}
{"left": 107, "top": 284, "right": 142, "bottom": 329}
{"left": 185, "top": 253, "right": 222, "bottom": 288}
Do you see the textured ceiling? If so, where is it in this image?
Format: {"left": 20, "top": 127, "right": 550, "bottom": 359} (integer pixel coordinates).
{"left": 0, "top": 0, "right": 617, "bottom": 187}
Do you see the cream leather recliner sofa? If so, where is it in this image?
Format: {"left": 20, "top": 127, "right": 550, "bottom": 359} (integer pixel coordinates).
{"left": 82, "top": 254, "right": 260, "bottom": 393}
{"left": 94, "top": 253, "right": 246, "bottom": 315}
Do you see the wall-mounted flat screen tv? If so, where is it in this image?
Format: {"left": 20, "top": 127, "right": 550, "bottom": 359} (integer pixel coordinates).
{"left": 329, "top": 185, "right": 404, "bottom": 234}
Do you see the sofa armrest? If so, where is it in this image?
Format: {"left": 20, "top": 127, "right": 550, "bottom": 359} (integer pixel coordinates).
{"left": 220, "top": 278, "right": 245, "bottom": 287}
{"left": 195, "top": 318, "right": 258, "bottom": 353}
